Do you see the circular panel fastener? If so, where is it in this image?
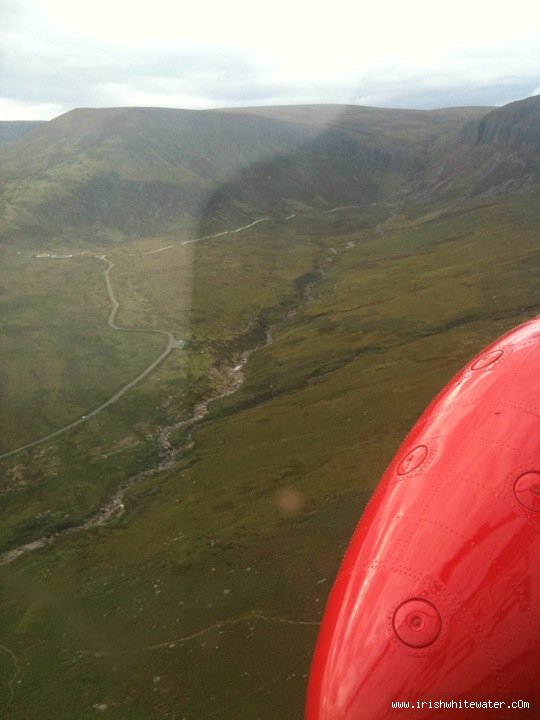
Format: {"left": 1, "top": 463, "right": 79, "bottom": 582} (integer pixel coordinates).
{"left": 514, "top": 472, "right": 540, "bottom": 513}
{"left": 397, "top": 445, "right": 429, "bottom": 476}
{"left": 471, "top": 348, "right": 504, "bottom": 371}
{"left": 393, "top": 599, "right": 442, "bottom": 648}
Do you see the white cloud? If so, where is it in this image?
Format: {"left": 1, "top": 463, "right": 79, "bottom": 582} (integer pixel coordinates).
{"left": 0, "top": 97, "right": 63, "bottom": 121}
{"left": 1, "top": 0, "right": 539, "bottom": 118}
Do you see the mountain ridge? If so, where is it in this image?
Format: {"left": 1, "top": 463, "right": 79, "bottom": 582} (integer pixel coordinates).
{"left": 0, "top": 120, "right": 45, "bottom": 148}
{"left": 1, "top": 97, "right": 537, "bottom": 244}
{"left": 1, "top": 97, "right": 539, "bottom": 720}
{"left": 413, "top": 95, "right": 540, "bottom": 202}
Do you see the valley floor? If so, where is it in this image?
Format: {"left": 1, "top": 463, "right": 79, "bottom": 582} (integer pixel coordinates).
{"left": 1, "top": 193, "right": 539, "bottom": 718}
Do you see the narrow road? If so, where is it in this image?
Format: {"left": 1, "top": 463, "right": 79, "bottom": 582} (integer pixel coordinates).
{"left": 0, "top": 642, "right": 21, "bottom": 711}
{"left": 144, "top": 245, "right": 173, "bottom": 255}
{"left": 0, "top": 206, "right": 392, "bottom": 564}
{"left": 1, "top": 212, "right": 278, "bottom": 461}
{"left": 1, "top": 207, "right": 396, "bottom": 464}
{"left": 182, "top": 217, "right": 270, "bottom": 245}
{"left": 0, "top": 256, "right": 183, "bottom": 461}
{"left": 2, "top": 215, "right": 276, "bottom": 461}
{"left": 97, "top": 255, "right": 183, "bottom": 348}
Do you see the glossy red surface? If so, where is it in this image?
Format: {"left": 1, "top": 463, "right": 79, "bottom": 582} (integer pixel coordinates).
{"left": 306, "top": 320, "right": 540, "bottom": 719}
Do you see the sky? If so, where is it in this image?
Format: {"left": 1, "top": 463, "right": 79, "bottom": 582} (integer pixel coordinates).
{"left": 1, "top": 0, "right": 539, "bottom": 120}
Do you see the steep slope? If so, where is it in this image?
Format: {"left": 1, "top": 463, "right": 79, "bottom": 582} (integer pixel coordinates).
{"left": 474, "top": 95, "right": 540, "bottom": 155}
{"left": 0, "top": 107, "right": 319, "bottom": 243}
{"left": 0, "top": 104, "right": 490, "bottom": 244}
{"left": 414, "top": 95, "right": 540, "bottom": 202}
{"left": 203, "top": 104, "right": 491, "bottom": 225}
{"left": 0, "top": 121, "right": 44, "bottom": 148}
{"left": 0, "top": 97, "right": 538, "bottom": 720}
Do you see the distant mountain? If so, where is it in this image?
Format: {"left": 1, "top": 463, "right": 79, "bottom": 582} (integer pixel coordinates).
{"left": 474, "top": 96, "right": 540, "bottom": 156}
{"left": 1, "top": 98, "right": 538, "bottom": 245}
{"left": 203, "top": 105, "right": 490, "bottom": 227}
{"left": 0, "top": 107, "right": 325, "bottom": 242}
{"left": 0, "top": 121, "right": 45, "bottom": 148}
{"left": 414, "top": 95, "right": 540, "bottom": 202}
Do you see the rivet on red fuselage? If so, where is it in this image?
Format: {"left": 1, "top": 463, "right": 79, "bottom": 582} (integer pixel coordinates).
{"left": 513, "top": 472, "right": 540, "bottom": 513}
{"left": 393, "top": 599, "right": 442, "bottom": 648}
{"left": 397, "top": 445, "right": 428, "bottom": 476}
{"left": 471, "top": 348, "right": 504, "bottom": 371}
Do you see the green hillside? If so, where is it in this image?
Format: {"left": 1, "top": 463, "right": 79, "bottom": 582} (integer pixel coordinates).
{"left": 414, "top": 95, "right": 540, "bottom": 202}
{"left": 0, "top": 104, "right": 493, "bottom": 243}
{"left": 0, "top": 121, "right": 44, "bottom": 148}
{"left": 0, "top": 96, "right": 539, "bottom": 719}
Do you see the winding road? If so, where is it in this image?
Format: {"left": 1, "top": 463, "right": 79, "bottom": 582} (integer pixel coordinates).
{"left": 0, "top": 255, "right": 184, "bottom": 461}
{"left": 0, "top": 642, "right": 21, "bottom": 711}
{"left": 1, "top": 205, "right": 398, "bottom": 464}
{"left": 1, "top": 214, "right": 281, "bottom": 461}
{"left": 182, "top": 217, "right": 271, "bottom": 245}
{"left": 0, "top": 206, "right": 398, "bottom": 565}
{"left": 1, "top": 206, "right": 391, "bottom": 462}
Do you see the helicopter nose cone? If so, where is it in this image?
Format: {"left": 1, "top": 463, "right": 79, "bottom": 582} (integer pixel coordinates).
{"left": 305, "top": 562, "right": 457, "bottom": 719}
{"left": 306, "top": 320, "right": 540, "bottom": 719}
{"left": 305, "top": 555, "right": 531, "bottom": 720}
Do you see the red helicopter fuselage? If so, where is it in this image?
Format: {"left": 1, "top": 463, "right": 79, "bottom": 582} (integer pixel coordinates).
{"left": 306, "top": 319, "right": 540, "bottom": 719}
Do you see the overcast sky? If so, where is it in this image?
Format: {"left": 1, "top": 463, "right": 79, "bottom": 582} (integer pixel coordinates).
{"left": 1, "top": 0, "right": 539, "bottom": 120}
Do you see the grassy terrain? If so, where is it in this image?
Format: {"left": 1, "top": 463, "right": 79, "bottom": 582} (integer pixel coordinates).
{"left": 0, "top": 122, "right": 44, "bottom": 148}
{"left": 0, "top": 213, "right": 330, "bottom": 552}
{"left": 0, "top": 104, "right": 493, "bottom": 245}
{"left": 0, "top": 248, "right": 165, "bottom": 451}
{"left": 0, "top": 193, "right": 539, "bottom": 718}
